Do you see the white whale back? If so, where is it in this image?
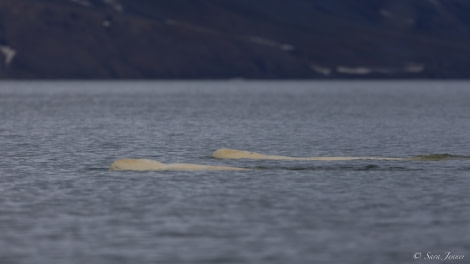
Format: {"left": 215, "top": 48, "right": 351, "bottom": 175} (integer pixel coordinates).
{"left": 110, "top": 159, "right": 166, "bottom": 171}
{"left": 110, "top": 158, "right": 246, "bottom": 171}
{"left": 212, "top": 148, "right": 405, "bottom": 161}
{"left": 110, "top": 150, "right": 463, "bottom": 171}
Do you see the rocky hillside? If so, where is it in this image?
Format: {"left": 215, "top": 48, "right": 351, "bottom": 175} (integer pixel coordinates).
{"left": 0, "top": 0, "right": 469, "bottom": 79}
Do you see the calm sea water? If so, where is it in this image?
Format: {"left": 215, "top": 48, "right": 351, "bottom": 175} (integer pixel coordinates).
{"left": 0, "top": 81, "right": 469, "bottom": 264}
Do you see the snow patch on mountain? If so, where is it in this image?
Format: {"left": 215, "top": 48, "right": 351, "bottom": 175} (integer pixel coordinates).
{"left": 243, "top": 36, "right": 295, "bottom": 51}
{"left": 404, "top": 63, "right": 424, "bottom": 73}
{"left": 102, "top": 20, "right": 112, "bottom": 27}
{"left": 102, "top": 0, "right": 123, "bottom": 12}
{"left": 309, "top": 64, "right": 331, "bottom": 76}
{"left": 337, "top": 66, "right": 372, "bottom": 75}
{"left": 69, "top": 0, "right": 122, "bottom": 12}
{"left": 0, "top": 45, "right": 16, "bottom": 65}
{"left": 333, "top": 63, "right": 424, "bottom": 75}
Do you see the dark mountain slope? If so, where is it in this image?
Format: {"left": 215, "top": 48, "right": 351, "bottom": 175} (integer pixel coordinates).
{"left": 0, "top": 0, "right": 469, "bottom": 79}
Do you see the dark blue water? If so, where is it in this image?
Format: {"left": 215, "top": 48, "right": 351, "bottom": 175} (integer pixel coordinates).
{"left": 0, "top": 81, "right": 469, "bottom": 264}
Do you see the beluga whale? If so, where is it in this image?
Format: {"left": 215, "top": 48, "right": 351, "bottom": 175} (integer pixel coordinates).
{"left": 110, "top": 158, "right": 247, "bottom": 171}
{"left": 110, "top": 150, "right": 468, "bottom": 171}
{"left": 212, "top": 148, "right": 405, "bottom": 161}
{"left": 212, "top": 148, "right": 469, "bottom": 161}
